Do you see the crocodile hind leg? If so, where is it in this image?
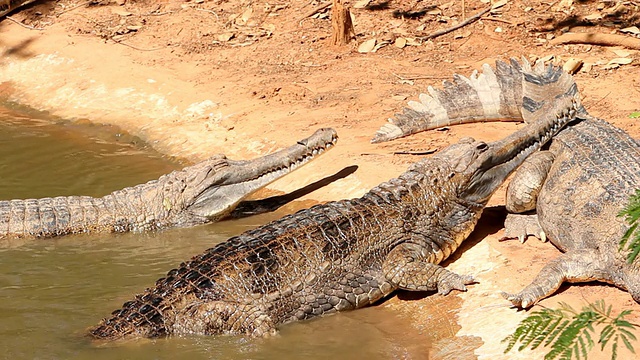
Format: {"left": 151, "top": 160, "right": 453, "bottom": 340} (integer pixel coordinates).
{"left": 383, "top": 244, "right": 475, "bottom": 295}
{"left": 172, "top": 300, "right": 277, "bottom": 337}
{"left": 502, "top": 249, "right": 607, "bottom": 308}
{"left": 503, "top": 151, "right": 555, "bottom": 242}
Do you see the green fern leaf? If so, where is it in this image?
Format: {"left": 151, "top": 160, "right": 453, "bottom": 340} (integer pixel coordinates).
{"left": 545, "top": 319, "right": 570, "bottom": 347}
{"left": 577, "top": 335, "right": 588, "bottom": 359}
{"left": 618, "top": 189, "right": 640, "bottom": 263}
{"left": 621, "top": 333, "right": 636, "bottom": 354}
{"left": 618, "top": 327, "right": 637, "bottom": 340}
{"left": 532, "top": 316, "right": 564, "bottom": 350}
{"left": 505, "top": 300, "right": 637, "bottom": 359}
{"left": 520, "top": 315, "right": 548, "bottom": 350}
{"left": 617, "top": 309, "right": 633, "bottom": 319}
{"left": 600, "top": 324, "right": 615, "bottom": 349}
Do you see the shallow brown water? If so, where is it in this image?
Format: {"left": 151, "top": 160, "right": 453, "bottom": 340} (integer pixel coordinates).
{"left": 0, "top": 104, "right": 432, "bottom": 359}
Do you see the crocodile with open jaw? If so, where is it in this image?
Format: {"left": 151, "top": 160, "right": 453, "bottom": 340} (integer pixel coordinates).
{"left": 372, "top": 59, "right": 640, "bottom": 307}
{"left": 0, "top": 128, "right": 337, "bottom": 239}
{"left": 89, "top": 87, "right": 575, "bottom": 339}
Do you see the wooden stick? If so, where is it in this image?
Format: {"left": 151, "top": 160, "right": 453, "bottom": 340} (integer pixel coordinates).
{"left": 298, "top": 2, "right": 332, "bottom": 23}
{"left": 4, "top": 16, "right": 44, "bottom": 30}
{"left": 393, "top": 149, "right": 437, "bottom": 155}
{"left": 56, "top": 1, "right": 91, "bottom": 17}
{"left": 112, "top": 39, "right": 166, "bottom": 51}
{"left": 393, "top": 73, "right": 449, "bottom": 81}
{"left": 549, "top": 32, "right": 640, "bottom": 50}
{"left": 420, "top": 5, "right": 492, "bottom": 40}
{"left": 480, "top": 16, "right": 516, "bottom": 25}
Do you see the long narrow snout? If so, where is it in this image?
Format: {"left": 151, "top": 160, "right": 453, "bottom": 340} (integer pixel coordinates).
{"left": 462, "top": 95, "right": 580, "bottom": 204}
{"left": 188, "top": 128, "right": 338, "bottom": 220}
{"left": 222, "top": 128, "right": 338, "bottom": 185}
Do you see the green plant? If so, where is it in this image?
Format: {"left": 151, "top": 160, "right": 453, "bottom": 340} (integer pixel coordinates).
{"left": 619, "top": 189, "right": 640, "bottom": 264}
{"left": 629, "top": 112, "right": 640, "bottom": 119}
{"left": 503, "top": 300, "right": 637, "bottom": 360}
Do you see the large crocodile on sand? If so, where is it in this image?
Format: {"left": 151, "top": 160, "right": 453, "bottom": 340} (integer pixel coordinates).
{"left": 89, "top": 82, "right": 577, "bottom": 339}
{"left": 0, "top": 128, "right": 337, "bottom": 239}
{"left": 373, "top": 59, "right": 640, "bottom": 307}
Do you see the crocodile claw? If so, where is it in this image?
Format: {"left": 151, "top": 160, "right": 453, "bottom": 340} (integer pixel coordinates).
{"left": 438, "top": 274, "right": 476, "bottom": 295}
{"left": 503, "top": 214, "right": 546, "bottom": 243}
{"left": 501, "top": 291, "right": 535, "bottom": 309}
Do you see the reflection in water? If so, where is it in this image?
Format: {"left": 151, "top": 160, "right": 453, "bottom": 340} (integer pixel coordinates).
{"left": 0, "top": 104, "right": 433, "bottom": 359}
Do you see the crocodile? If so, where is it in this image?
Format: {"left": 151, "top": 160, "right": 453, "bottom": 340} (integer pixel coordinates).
{"left": 0, "top": 128, "right": 337, "bottom": 239}
{"left": 372, "top": 59, "right": 640, "bottom": 307}
{"left": 89, "top": 90, "right": 577, "bottom": 340}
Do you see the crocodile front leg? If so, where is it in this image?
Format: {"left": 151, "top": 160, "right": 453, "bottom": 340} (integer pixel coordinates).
{"left": 504, "top": 213, "right": 547, "bottom": 243}
{"left": 383, "top": 243, "right": 474, "bottom": 295}
{"left": 502, "top": 249, "right": 608, "bottom": 308}
{"left": 503, "top": 151, "right": 555, "bottom": 242}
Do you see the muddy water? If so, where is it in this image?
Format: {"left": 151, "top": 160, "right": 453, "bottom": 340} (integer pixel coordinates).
{"left": 0, "top": 104, "right": 433, "bottom": 359}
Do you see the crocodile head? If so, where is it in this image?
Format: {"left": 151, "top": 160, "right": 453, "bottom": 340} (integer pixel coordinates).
{"left": 439, "top": 96, "right": 578, "bottom": 205}
{"left": 174, "top": 128, "right": 338, "bottom": 222}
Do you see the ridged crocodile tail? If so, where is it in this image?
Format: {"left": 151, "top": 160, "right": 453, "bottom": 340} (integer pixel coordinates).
{"left": 371, "top": 58, "right": 581, "bottom": 143}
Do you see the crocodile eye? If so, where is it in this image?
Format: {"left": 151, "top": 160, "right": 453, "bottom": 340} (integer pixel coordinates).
{"left": 476, "top": 142, "right": 488, "bottom": 151}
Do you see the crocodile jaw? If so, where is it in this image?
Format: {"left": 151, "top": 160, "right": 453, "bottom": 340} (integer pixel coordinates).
{"left": 459, "top": 95, "right": 579, "bottom": 204}
{"left": 187, "top": 128, "right": 338, "bottom": 221}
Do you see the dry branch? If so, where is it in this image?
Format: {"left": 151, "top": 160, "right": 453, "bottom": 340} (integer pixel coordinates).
{"left": 4, "top": 16, "right": 44, "bottom": 30}
{"left": 549, "top": 32, "right": 640, "bottom": 50}
{"left": 298, "top": 2, "right": 332, "bottom": 22}
{"left": 393, "top": 149, "right": 437, "bottom": 155}
{"left": 420, "top": 5, "right": 492, "bottom": 40}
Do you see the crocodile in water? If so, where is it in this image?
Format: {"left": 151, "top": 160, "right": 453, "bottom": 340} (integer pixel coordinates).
{"left": 373, "top": 58, "right": 640, "bottom": 307}
{"left": 0, "top": 128, "right": 337, "bottom": 239}
{"left": 89, "top": 87, "right": 576, "bottom": 339}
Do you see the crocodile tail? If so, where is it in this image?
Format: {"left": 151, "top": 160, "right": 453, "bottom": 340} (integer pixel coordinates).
{"left": 519, "top": 60, "right": 585, "bottom": 123}
{"left": 89, "top": 291, "right": 167, "bottom": 340}
{"left": 371, "top": 58, "right": 579, "bottom": 143}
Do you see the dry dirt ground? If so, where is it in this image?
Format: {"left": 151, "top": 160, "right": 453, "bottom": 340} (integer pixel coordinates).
{"left": 1, "top": 0, "right": 640, "bottom": 358}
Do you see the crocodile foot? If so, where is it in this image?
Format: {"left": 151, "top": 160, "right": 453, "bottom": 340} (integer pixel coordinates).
{"left": 437, "top": 272, "right": 476, "bottom": 295}
{"left": 503, "top": 213, "right": 546, "bottom": 243}
{"left": 500, "top": 291, "right": 538, "bottom": 309}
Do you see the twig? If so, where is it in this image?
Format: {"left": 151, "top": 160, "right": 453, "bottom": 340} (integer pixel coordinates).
{"left": 298, "top": 2, "right": 331, "bottom": 23}
{"left": 112, "top": 39, "right": 166, "bottom": 51}
{"left": 544, "top": 0, "right": 559, "bottom": 12}
{"left": 144, "top": 11, "right": 172, "bottom": 16}
{"left": 549, "top": 32, "right": 640, "bottom": 50}
{"left": 393, "top": 149, "right": 437, "bottom": 155}
{"left": 4, "top": 16, "right": 45, "bottom": 30}
{"left": 193, "top": 7, "right": 219, "bottom": 21}
{"left": 420, "top": 5, "right": 492, "bottom": 40}
{"left": 56, "top": 0, "right": 91, "bottom": 17}
{"left": 480, "top": 16, "right": 516, "bottom": 25}
{"left": 393, "top": 73, "right": 449, "bottom": 81}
